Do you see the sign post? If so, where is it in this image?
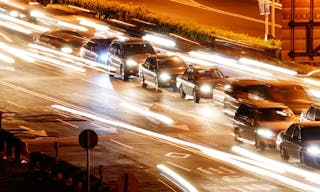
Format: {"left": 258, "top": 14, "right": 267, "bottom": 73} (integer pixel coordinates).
{"left": 258, "top": 0, "right": 271, "bottom": 41}
{"left": 79, "top": 130, "right": 98, "bottom": 192}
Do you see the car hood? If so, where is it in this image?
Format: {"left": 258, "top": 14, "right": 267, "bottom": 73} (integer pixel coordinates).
{"left": 305, "top": 140, "right": 320, "bottom": 146}
{"left": 257, "top": 121, "right": 294, "bottom": 132}
{"left": 159, "top": 68, "right": 187, "bottom": 76}
{"left": 197, "top": 79, "right": 227, "bottom": 87}
{"left": 284, "top": 99, "right": 312, "bottom": 114}
{"left": 125, "top": 54, "right": 151, "bottom": 63}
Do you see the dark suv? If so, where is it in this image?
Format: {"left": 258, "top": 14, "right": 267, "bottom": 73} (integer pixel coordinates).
{"left": 276, "top": 121, "right": 320, "bottom": 166}
{"left": 106, "top": 38, "right": 156, "bottom": 80}
{"left": 233, "top": 99, "right": 296, "bottom": 151}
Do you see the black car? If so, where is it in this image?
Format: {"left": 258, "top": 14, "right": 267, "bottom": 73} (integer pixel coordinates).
{"left": 277, "top": 121, "right": 320, "bottom": 166}
{"left": 139, "top": 54, "right": 188, "bottom": 91}
{"left": 233, "top": 99, "right": 296, "bottom": 151}
{"left": 33, "top": 29, "right": 89, "bottom": 55}
{"left": 106, "top": 37, "right": 156, "bottom": 80}
{"left": 176, "top": 65, "right": 227, "bottom": 103}
{"left": 80, "top": 37, "right": 117, "bottom": 63}
{"left": 219, "top": 79, "right": 313, "bottom": 117}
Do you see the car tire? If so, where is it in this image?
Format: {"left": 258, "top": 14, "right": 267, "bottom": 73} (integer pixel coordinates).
{"left": 121, "top": 65, "right": 129, "bottom": 81}
{"left": 140, "top": 74, "right": 147, "bottom": 88}
{"left": 234, "top": 128, "right": 241, "bottom": 143}
{"left": 154, "top": 78, "right": 159, "bottom": 91}
{"left": 280, "top": 145, "right": 289, "bottom": 161}
{"left": 179, "top": 86, "right": 185, "bottom": 98}
{"left": 300, "top": 150, "right": 307, "bottom": 165}
{"left": 193, "top": 89, "right": 200, "bottom": 103}
{"left": 255, "top": 138, "right": 265, "bottom": 152}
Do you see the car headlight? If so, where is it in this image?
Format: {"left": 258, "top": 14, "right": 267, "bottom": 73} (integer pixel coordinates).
{"left": 257, "top": 129, "right": 275, "bottom": 139}
{"left": 159, "top": 73, "right": 171, "bottom": 81}
{"left": 307, "top": 145, "right": 320, "bottom": 155}
{"left": 126, "top": 59, "right": 137, "bottom": 66}
{"left": 10, "top": 11, "right": 19, "bottom": 18}
{"left": 100, "top": 54, "right": 108, "bottom": 62}
{"left": 200, "top": 85, "right": 211, "bottom": 93}
{"left": 61, "top": 47, "right": 73, "bottom": 54}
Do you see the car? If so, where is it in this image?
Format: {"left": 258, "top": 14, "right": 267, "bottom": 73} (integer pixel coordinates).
{"left": 176, "top": 65, "right": 228, "bottom": 103}
{"left": 33, "top": 29, "right": 89, "bottom": 55}
{"left": 80, "top": 36, "right": 117, "bottom": 63}
{"left": 276, "top": 121, "right": 320, "bottom": 166}
{"left": 300, "top": 103, "right": 320, "bottom": 122}
{"left": 218, "top": 79, "right": 313, "bottom": 117}
{"left": 106, "top": 37, "right": 156, "bottom": 80}
{"left": 139, "top": 54, "right": 188, "bottom": 91}
{"left": 233, "top": 99, "right": 296, "bottom": 151}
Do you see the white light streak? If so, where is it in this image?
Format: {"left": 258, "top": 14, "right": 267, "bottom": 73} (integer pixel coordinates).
{"left": 57, "top": 21, "right": 88, "bottom": 31}
{"left": 143, "top": 34, "right": 176, "bottom": 48}
{"left": 239, "top": 58, "right": 297, "bottom": 76}
{"left": 157, "top": 164, "right": 198, "bottom": 192}
{"left": 0, "top": 13, "right": 48, "bottom": 32}
{"left": 120, "top": 102, "right": 174, "bottom": 125}
{"left": 0, "top": 51, "right": 15, "bottom": 63}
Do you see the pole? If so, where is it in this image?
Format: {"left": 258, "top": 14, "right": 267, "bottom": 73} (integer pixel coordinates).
{"left": 87, "top": 148, "right": 90, "bottom": 192}
{"left": 265, "top": 13, "right": 269, "bottom": 41}
{"left": 271, "top": 0, "right": 275, "bottom": 38}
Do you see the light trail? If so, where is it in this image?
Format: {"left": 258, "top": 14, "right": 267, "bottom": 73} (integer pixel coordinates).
{"left": 239, "top": 58, "right": 297, "bottom": 76}
{"left": 0, "top": 12, "right": 49, "bottom": 32}
{"left": 52, "top": 104, "right": 320, "bottom": 191}
{"left": 157, "top": 164, "right": 198, "bottom": 192}
{"left": 120, "top": 102, "right": 174, "bottom": 125}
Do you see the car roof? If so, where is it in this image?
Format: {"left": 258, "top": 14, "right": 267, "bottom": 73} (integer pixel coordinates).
{"left": 227, "top": 79, "right": 267, "bottom": 86}
{"left": 292, "top": 121, "right": 320, "bottom": 128}
{"left": 239, "top": 99, "right": 289, "bottom": 109}
{"left": 189, "top": 65, "right": 218, "bottom": 70}
{"left": 115, "top": 37, "right": 150, "bottom": 45}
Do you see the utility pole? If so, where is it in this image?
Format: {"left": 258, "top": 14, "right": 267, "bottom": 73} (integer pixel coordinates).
{"left": 271, "top": 0, "right": 275, "bottom": 38}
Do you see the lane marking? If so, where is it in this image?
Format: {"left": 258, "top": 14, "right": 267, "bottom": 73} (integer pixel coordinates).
{"left": 166, "top": 161, "right": 191, "bottom": 172}
{"left": 110, "top": 139, "right": 134, "bottom": 149}
{"left": 56, "top": 119, "right": 79, "bottom": 128}
{"left": 6, "top": 100, "right": 27, "bottom": 109}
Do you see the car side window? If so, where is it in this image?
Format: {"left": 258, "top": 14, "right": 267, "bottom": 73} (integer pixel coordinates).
{"left": 306, "top": 106, "right": 315, "bottom": 120}
{"left": 292, "top": 126, "right": 301, "bottom": 140}
{"left": 285, "top": 124, "right": 296, "bottom": 138}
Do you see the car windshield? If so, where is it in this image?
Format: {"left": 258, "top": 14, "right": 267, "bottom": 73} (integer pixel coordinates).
{"left": 196, "top": 69, "right": 224, "bottom": 80}
{"left": 265, "top": 85, "right": 311, "bottom": 103}
{"left": 257, "top": 108, "right": 293, "bottom": 121}
{"left": 301, "top": 126, "right": 320, "bottom": 140}
{"left": 123, "top": 43, "right": 155, "bottom": 55}
{"left": 159, "top": 57, "right": 186, "bottom": 68}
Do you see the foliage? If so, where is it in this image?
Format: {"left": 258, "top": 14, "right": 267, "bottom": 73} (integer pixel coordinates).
{"left": 51, "top": 0, "right": 281, "bottom": 50}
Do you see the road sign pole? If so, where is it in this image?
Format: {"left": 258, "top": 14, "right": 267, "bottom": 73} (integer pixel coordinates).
{"left": 87, "top": 148, "right": 91, "bottom": 192}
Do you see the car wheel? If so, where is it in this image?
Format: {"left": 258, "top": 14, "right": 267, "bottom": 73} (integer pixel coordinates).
{"left": 255, "top": 138, "right": 265, "bottom": 152}
{"left": 140, "top": 74, "right": 147, "bottom": 87}
{"left": 280, "top": 145, "right": 289, "bottom": 161}
{"left": 179, "top": 86, "right": 185, "bottom": 98}
{"left": 193, "top": 89, "right": 200, "bottom": 103}
{"left": 234, "top": 128, "right": 241, "bottom": 143}
{"left": 154, "top": 78, "right": 159, "bottom": 91}
{"left": 300, "top": 150, "right": 307, "bottom": 165}
{"left": 121, "top": 65, "right": 129, "bottom": 81}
